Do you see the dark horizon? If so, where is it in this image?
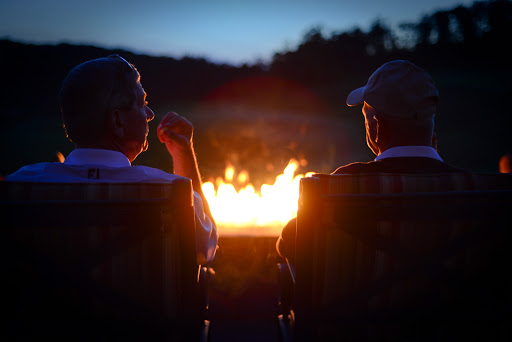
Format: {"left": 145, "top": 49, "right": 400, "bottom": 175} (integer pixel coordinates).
{"left": 0, "top": 0, "right": 478, "bottom": 66}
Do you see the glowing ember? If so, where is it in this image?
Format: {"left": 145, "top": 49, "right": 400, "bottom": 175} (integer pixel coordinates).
{"left": 202, "top": 159, "right": 315, "bottom": 236}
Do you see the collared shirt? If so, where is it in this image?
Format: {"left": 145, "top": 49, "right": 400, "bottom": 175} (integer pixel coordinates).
{"left": 7, "top": 148, "right": 217, "bottom": 264}
{"left": 375, "top": 146, "right": 443, "bottom": 162}
{"left": 65, "top": 148, "right": 132, "bottom": 167}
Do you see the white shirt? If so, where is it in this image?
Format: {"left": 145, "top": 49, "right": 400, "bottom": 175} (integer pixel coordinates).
{"left": 7, "top": 148, "right": 217, "bottom": 264}
{"left": 375, "top": 146, "right": 443, "bottom": 161}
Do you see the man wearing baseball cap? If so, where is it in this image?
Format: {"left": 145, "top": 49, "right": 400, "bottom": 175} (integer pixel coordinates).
{"left": 339, "top": 59, "right": 466, "bottom": 174}
{"left": 276, "top": 60, "right": 467, "bottom": 261}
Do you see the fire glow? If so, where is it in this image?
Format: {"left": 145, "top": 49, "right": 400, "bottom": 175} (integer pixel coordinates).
{"left": 202, "top": 159, "right": 315, "bottom": 236}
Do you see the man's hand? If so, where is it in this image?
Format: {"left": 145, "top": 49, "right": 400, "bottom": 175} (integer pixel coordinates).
{"left": 156, "top": 111, "right": 216, "bottom": 227}
{"left": 157, "top": 112, "right": 193, "bottom": 152}
{"left": 157, "top": 111, "right": 197, "bottom": 179}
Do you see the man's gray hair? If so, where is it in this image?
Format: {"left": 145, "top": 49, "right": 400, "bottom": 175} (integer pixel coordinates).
{"left": 59, "top": 56, "right": 139, "bottom": 146}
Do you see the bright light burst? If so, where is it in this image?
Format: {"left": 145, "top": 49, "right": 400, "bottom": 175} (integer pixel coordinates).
{"left": 202, "top": 159, "right": 315, "bottom": 236}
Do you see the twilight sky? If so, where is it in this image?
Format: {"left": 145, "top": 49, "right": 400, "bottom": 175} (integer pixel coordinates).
{"left": 1, "top": 0, "right": 476, "bottom": 65}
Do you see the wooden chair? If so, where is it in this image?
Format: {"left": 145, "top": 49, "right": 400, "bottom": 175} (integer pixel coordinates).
{"left": 1, "top": 180, "right": 210, "bottom": 341}
{"left": 278, "top": 173, "right": 512, "bottom": 341}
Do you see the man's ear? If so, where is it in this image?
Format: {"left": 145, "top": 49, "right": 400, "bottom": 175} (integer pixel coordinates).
{"left": 364, "top": 114, "right": 380, "bottom": 155}
{"left": 372, "top": 115, "right": 380, "bottom": 143}
{"left": 109, "top": 109, "right": 124, "bottom": 138}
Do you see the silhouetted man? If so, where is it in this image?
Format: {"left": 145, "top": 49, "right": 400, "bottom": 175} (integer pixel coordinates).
{"left": 7, "top": 55, "right": 217, "bottom": 264}
{"left": 276, "top": 60, "right": 468, "bottom": 261}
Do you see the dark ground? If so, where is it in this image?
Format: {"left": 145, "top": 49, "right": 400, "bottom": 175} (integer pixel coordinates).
{"left": 207, "top": 236, "right": 283, "bottom": 342}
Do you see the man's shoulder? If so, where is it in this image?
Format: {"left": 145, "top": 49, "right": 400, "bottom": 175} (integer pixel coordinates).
{"left": 7, "top": 162, "right": 187, "bottom": 183}
{"left": 6, "top": 162, "right": 54, "bottom": 181}
{"left": 132, "top": 165, "right": 188, "bottom": 183}
{"left": 332, "top": 161, "right": 377, "bottom": 174}
{"left": 332, "top": 158, "right": 469, "bottom": 175}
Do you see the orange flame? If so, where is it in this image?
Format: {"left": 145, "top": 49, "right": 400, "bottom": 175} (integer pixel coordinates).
{"left": 202, "top": 159, "right": 315, "bottom": 236}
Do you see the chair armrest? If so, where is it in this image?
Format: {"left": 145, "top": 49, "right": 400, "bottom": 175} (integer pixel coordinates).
{"left": 278, "top": 261, "right": 295, "bottom": 315}
{"left": 286, "top": 259, "right": 295, "bottom": 284}
{"left": 198, "top": 266, "right": 215, "bottom": 314}
{"left": 277, "top": 261, "right": 296, "bottom": 342}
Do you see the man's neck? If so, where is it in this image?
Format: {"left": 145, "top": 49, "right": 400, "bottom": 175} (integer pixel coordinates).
{"left": 76, "top": 143, "right": 133, "bottom": 162}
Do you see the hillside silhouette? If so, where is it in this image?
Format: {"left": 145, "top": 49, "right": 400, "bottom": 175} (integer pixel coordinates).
{"left": 1, "top": 0, "right": 511, "bottom": 179}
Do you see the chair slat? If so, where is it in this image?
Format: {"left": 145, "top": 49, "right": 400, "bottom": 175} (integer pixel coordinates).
{"left": 1, "top": 180, "right": 205, "bottom": 340}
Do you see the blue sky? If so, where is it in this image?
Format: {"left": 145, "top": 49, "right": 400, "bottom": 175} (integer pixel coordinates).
{"left": 1, "top": 0, "right": 477, "bottom": 65}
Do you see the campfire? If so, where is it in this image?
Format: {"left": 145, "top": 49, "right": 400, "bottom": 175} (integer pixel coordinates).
{"left": 202, "top": 159, "right": 315, "bottom": 236}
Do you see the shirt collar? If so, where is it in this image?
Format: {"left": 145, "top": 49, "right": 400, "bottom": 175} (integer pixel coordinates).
{"left": 64, "top": 149, "right": 131, "bottom": 167}
{"left": 375, "top": 146, "right": 443, "bottom": 162}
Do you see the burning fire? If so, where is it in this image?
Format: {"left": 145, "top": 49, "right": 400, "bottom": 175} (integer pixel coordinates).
{"left": 202, "top": 159, "right": 315, "bottom": 236}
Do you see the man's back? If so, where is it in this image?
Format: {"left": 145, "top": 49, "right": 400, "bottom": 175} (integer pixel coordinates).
{"left": 277, "top": 155, "right": 468, "bottom": 261}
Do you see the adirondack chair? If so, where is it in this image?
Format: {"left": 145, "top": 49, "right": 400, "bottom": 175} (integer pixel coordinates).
{"left": 278, "top": 173, "right": 512, "bottom": 341}
{"left": 1, "top": 180, "right": 211, "bottom": 341}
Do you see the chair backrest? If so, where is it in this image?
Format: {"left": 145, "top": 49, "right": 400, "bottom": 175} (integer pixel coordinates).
{"left": 294, "top": 173, "right": 512, "bottom": 341}
{"left": 1, "top": 180, "right": 202, "bottom": 338}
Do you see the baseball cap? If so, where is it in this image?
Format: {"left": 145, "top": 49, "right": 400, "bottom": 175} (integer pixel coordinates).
{"left": 346, "top": 60, "right": 439, "bottom": 120}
